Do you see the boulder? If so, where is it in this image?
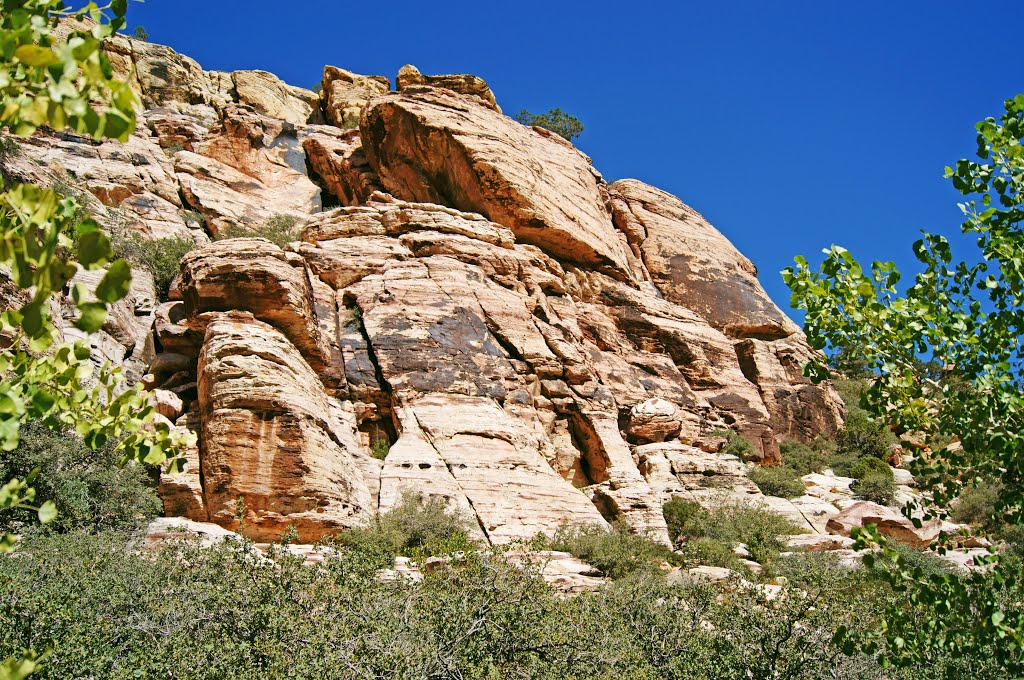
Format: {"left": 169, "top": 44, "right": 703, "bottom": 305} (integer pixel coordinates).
{"left": 180, "top": 239, "right": 341, "bottom": 387}
{"left": 825, "top": 501, "right": 941, "bottom": 548}
{"left": 626, "top": 398, "right": 683, "bottom": 443}
{"left": 321, "top": 66, "right": 390, "bottom": 129}
{"left": 232, "top": 70, "right": 321, "bottom": 124}
{"left": 396, "top": 64, "right": 501, "bottom": 112}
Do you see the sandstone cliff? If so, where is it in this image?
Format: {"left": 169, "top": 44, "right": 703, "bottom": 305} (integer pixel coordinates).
{"left": 0, "top": 35, "right": 845, "bottom": 545}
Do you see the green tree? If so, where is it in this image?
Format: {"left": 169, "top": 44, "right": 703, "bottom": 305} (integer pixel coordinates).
{"left": 515, "top": 107, "right": 584, "bottom": 141}
{"left": 131, "top": 24, "right": 146, "bottom": 40}
{"left": 784, "top": 95, "right": 1024, "bottom": 670}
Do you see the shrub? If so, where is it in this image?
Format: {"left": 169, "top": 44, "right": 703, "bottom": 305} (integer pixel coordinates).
{"left": 677, "top": 536, "right": 745, "bottom": 572}
{"left": 111, "top": 231, "right": 196, "bottom": 300}
{"left": 665, "top": 498, "right": 804, "bottom": 567}
{"left": 779, "top": 438, "right": 834, "bottom": 475}
{"left": 840, "top": 454, "right": 893, "bottom": 482}
{"left": 662, "top": 496, "right": 703, "bottom": 542}
{"left": 951, "top": 479, "right": 1002, "bottom": 527}
{"left": 0, "top": 529, "right": 1004, "bottom": 678}
{"left": 336, "top": 492, "right": 475, "bottom": 560}
{"left": 1002, "top": 525, "right": 1024, "bottom": 560}
{"left": 369, "top": 438, "right": 390, "bottom": 460}
{"left": 853, "top": 471, "right": 897, "bottom": 505}
{"left": 749, "top": 465, "right": 806, "bottom": 498}
{"left": 550, "top": 522, "right": 680, "bottom": 579}
{"left": 716, "top": 429, "right": 755, "bottom": 460}
{"left": 0, "top": 422, "right": 160, "bottom": 534}
{"left": 132, "top": 25, "right": 148, "bottom": 40}
{"left": 514, "top": 108, "right": 584, "bottom": 141}
{"left": 216, "top": 214, "right": 300, "bottom": 248}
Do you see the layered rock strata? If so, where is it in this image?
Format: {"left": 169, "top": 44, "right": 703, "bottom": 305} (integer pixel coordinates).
{"left": 0, "top": 35, "right": 846, "bottom": 545}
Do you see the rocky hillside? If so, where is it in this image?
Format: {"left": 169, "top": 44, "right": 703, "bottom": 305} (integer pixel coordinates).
{"left": 0, "top": 33, "right": 848, "bottom": 546}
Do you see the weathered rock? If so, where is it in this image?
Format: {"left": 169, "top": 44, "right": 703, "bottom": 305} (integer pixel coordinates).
{"left": 158, "top": 419, "right": 207, "bottom": 521}
{"left": 826, "top": 501, "right": 941, "bottom": 548}
{"left": 232, "top": 70, "right": 321, "bottom": 124}
{"left": 626, "top": 398, "right": 683, "bottom": 443}
{"left": 735, "top": 335, "right": 844, "bottom": 442}
{"left": 180, "top": 239, "right": 341, "bottom": 387}
{"left": 150, "top": 389, "right": 184, "bottom": 421}
{"left": 196, "top": 312, "right": 371, "bottom": 541}
{"left": 2, "top": 128, "right": 190, "bottom": 239}
{"left": 361, "top": 87, "right": 632, "bottom": 277}
{"left": 506, "top": 550, "right": 606, "bottom": 592}
{"left": 128, "top": 40, "right": 235, "bottom": 109}
{"left": 144, "top": 517, "right": 237, "bottom": 551}
{"left": 301, "top": 127, "right": 384, "bottom": 206}
{"left": 321, "top": 66, "right": 390, "bottom": 129}
{"left": 175, "top": 106, "right": 320, "bottom": 234}
{"left": 612, "top": 179, "right": 798, "bottom": 338}
{"left": 396, "top": 64, "right": 501, "bottom": 112}
{"left": 784, "top": 533, "right": 855, "bottom": 552}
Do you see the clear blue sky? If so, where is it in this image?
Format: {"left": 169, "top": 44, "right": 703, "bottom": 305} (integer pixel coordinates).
{"left": 127, "top": 0, "right": 1022, "bottom": 316}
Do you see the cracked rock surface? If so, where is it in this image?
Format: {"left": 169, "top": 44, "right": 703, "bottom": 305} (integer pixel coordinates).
{"left": 0, "top": 35, "right": 846, "bottom": 545}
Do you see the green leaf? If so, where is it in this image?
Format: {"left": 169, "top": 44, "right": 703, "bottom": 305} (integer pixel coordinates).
{"left": 94, "top": 260, "right": 132, "bottom": 303}
{"left": 74, "top": 302, "right": 107, "bottom": 333}
{"left": 14, "top": 44, "right": 58, "bottom": 66}
{"left": 75, "top": 229, "right": 113, "bottom": 269}
{"left": 37, "top": 500, "right": 56, "bottom": 524}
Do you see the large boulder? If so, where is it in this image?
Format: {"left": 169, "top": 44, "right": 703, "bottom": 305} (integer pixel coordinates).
{"left": 232, "top": 70, "right": 322, "bottom": 125}
{"left": 826, "top": 501, "right": 941, "bottom": 548}
{"left": 180, "top": 239, "right": 341, "bottom": 388}
{"left": 396, "top": 64, "right": 501, "bottom": 112}
{"left": 360, "top": 87, "right": 632, "bottom": 277}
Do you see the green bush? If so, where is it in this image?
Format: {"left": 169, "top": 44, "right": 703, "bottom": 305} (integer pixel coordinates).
{"left": 779, "top": 438, "right": 834, "bottom": 475}
{"left": 838, "top": 454, "right": 893, "bottom": 482}
{"left": 336, "top": 492, "right": 475, "bottom": 560}
{"left": 951, "top": 479, "right": 1002, "bottom": 527}
{"left": 216, "top": 213, "right": 300, "bottom": 248}
{"left": 853, "top": 471, "right": 897, "bottom": 505}
{"left": 714, "top": 429, "right": 755, "bottom": 460}
{"left": 1002, "top": 525, "right": 1024, "bottom": 560}
{"left": 550, "top": 522, "right": 680, "bottom": 579}
{"left": 514, "top": 108, "right": 584, "bottom": 141}
{"left": 0, "top": 528, "right": 1009, "bottom": 678}
{"left": 0, "top": 422, "right": 160, "bottom": 534}
{"left": 111, "top": 231, "right": 196, "bottom": 300}
{"left": 749, "top": 465, "right": 806, "bottom": 498}
{"left": 663, "top": 496, "right": 703, "bottom": 542}
{"left": 664, "top": 498, "right": 804, "bottom": 567}
{"left": 677, "top": 536, "right": 745, "bottom": 572}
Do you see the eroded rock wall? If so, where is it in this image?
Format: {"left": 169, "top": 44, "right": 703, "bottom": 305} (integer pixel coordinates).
{"left": 0, "top": 35, "right": 844, "bottom": 545}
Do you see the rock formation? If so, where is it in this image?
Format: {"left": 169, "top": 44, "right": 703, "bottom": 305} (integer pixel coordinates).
{"left": 0, "top": 34, "right": 847, "bottom": 546}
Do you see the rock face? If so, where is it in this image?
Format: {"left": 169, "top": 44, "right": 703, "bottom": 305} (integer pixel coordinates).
{"left": 0, "top": 34, "right": 847, "bottom": 545}
{"left": 361, "top": 87, "right": 633, "bottom": 278}
{"left": 396, "top": 64, "right": 501, "bottom": 112}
